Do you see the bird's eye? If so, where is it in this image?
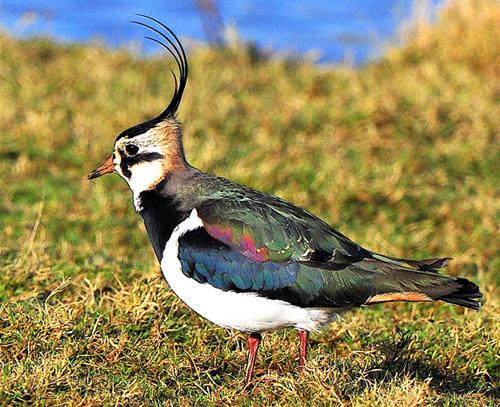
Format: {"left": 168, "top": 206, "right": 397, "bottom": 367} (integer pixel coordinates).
{"left": 125, "top": 144, "right": 139, "bottom": 155}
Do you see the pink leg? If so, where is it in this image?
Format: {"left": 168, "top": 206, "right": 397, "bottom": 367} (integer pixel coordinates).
{"left": 245, "top": 333, "right": 262, "bottom": 386}
{"left": 298, "top": 329, "right": 309, "bottom": 370}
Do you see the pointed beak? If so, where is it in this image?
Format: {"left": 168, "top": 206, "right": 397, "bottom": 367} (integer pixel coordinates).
{"left": 88, "top": 156, "right": 115, "bottom": 180}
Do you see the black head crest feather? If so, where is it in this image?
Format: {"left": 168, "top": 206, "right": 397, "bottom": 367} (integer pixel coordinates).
{"left": 131, "top": 15, "right": 188, "bottom": 121}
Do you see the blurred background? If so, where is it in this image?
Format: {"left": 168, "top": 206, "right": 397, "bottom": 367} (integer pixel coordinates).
{"left": 1, "top": 0, "right": 441, "bottom": 64}
{"left": 0, "top": 0, "right": 498, "bottom": 405}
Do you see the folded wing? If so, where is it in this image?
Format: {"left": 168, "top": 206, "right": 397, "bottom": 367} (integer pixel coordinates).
{"left": 178, "top": 228, "right": 481, "bottom": 310}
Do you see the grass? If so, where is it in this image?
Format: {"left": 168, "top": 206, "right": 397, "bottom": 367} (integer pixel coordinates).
{"left": 0, "top": 0, "right": 498, "bottom": 405}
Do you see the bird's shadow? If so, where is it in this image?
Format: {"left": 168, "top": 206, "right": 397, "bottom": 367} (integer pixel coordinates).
{"left": 340, "top": 327, "right": 498, "bottom": 399}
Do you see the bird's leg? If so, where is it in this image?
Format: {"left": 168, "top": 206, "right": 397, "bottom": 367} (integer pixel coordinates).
{"left": 244, "top": 333, "right": 261, "bottom": 386}
{"left": 298, "top": 329, "right": 309, "bottom": 371}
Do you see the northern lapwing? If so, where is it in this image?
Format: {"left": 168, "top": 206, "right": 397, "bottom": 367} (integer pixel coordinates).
{"left": 88, "top": 16, "right": 482, "bottom": 386}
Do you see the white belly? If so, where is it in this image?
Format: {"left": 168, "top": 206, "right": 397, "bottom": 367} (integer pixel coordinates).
{"left": 160, "top": 209, "right": 342, "bottom": 333}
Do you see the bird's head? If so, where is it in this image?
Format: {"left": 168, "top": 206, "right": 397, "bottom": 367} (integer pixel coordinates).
{"left": 88, "top": 16, "right": 188, "bottom": 195}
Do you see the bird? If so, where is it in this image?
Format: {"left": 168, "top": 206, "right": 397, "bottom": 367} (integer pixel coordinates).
{"left": 88, "top": 16, "right": 482, "bottom": 386}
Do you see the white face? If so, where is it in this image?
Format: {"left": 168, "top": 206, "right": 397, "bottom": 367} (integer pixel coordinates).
{"left": 113, "top": 128, "right": 167, "bottom": 197}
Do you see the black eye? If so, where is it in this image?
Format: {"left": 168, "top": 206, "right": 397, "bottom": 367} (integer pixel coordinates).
{"left": 125, "top": 144, "right": 139, "bottom": 155}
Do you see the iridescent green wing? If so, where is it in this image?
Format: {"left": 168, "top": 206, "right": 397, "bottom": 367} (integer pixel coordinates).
{"left": 196, "top": 189, "right": 368, "bottom": 265}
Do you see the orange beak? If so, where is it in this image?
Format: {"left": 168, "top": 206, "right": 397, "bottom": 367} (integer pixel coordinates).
{"left": 88, "top": 156, "right": 115, "bottom": 180}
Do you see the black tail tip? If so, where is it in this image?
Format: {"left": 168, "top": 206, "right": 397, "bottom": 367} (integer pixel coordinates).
{"left": 439, "top": 277, "right": 483, "bottom": 311}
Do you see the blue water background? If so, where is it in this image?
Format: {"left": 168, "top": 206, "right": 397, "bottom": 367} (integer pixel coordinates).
{"left": 0, "top": 0, "right": 441, "bottom": 64}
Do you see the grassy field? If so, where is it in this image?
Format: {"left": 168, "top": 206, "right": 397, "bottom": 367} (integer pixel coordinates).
{"left": 0, "top": 0, "right": 498, "bottom": 405}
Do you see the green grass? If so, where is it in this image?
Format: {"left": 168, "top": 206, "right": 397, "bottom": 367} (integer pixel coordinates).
{"left": 1, "top": 0, "right": 499, "bottom": 405}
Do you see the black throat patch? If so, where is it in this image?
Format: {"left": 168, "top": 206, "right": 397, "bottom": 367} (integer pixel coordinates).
{"left": 137, "top": 180, "right": 190, "bottom": 261}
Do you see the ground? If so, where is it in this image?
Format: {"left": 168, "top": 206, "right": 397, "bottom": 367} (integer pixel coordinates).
{"left": 0, "top": 1, "right": 498, "bottom": 405}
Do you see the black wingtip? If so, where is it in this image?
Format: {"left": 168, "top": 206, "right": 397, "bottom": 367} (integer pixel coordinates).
{"left": 405, "top": 257, "right": 452, "bottom": 272}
